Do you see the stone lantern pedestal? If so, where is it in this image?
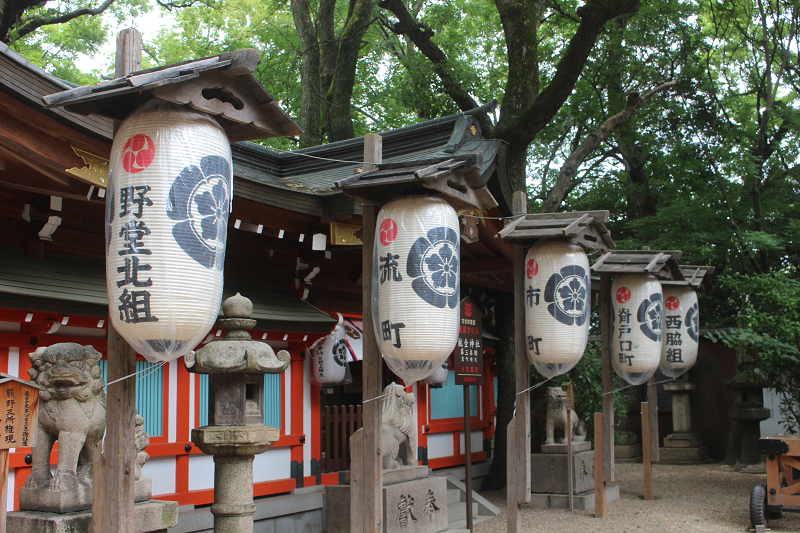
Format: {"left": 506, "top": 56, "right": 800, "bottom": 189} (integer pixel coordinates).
{"left": 726, "top": 371, "right": 770, "bottom": 472}
{"left": 186, "top": 293, "right": 289, "bottom": 533}
{"left": 659, "top": 382, "right": 708, "bottom": 463}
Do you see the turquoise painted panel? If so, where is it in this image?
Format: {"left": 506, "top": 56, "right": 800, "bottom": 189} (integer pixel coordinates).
{"left": 263, "top": 374, "right": 281, "bottom": 428}
{"left": 430, "top": 371, "right": 478, "bottom": 419}
{"left": 197, "top": 374, "right": 280, "bottom": 428}
{"left": 199, "top": 374, "right": 209, "bottom": 427}
{"left": 494, "top": 376, "right": 498, "bottom": 404}
{"left": 99, "top": 360, "right": 163, "bottom": 437}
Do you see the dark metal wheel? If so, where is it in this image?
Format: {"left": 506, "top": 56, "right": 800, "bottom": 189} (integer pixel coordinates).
{"left": 750, "top": 484, "right": 769, "bottom": 528}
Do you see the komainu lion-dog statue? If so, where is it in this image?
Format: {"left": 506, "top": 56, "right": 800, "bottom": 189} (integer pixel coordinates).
{"left": 380, "top": 382, "right": 417, "bottom": 469}
{"left": 20, "top": 343, "right": 106, "bottom": 512}
{"left": 545, "top": 386, "right": 587, "bottom": 445}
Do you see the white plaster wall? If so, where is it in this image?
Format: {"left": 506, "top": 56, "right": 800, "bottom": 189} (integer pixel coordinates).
{"left": 188, "top": 454, "right": 216, "bottom": 491}
{"left": 141, "top": 456, "right": 177, "bottom": 495}
{"left": 8, "top": 346, "right": 19, "bottom": 376}
{"left": 189, "top": 373, "right": 196, "bottom": 430}
{"left": 459, "top": 430, "right": 483, "bottom": 454}
{"left": 253, "top": 447, "right": 292, "bottom": 483}
{"left": 303, "top": 355, "right": 311, "bottom": 476}
{"left": 426, "top": 433, "right": 454, "bottom": 459}
{"left": 5, "top": 468, "right": 14, "bottom": 511}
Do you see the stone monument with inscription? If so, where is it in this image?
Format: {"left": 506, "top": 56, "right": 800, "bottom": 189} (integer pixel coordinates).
{"left": 326, "top": 383, "right": 447, "bottom": 533}
{"left": 659, "top": 380, "right": 709, "bottom": 463}
{"left": 529, "top": 387, "right": 619, "bottom": 510}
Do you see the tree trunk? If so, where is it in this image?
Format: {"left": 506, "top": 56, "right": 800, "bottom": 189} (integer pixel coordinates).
{"left": 325, "top": 0, "right": 375, "bottom": 142}
{"left": 291, "top": 0, "right": 323, "bottom": 147}
{"left": 483, "top": 290, "right": 515, "bottom": 490}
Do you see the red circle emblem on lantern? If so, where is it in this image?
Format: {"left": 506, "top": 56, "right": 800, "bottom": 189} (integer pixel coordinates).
{"left": 379, "top": 218, "right": 398, "bottom": 245}
{"left": 121, "top": 134, "right": 155, "bottom": 173}
{"left": 616, "top": 287, "right": 631, "bottom": 304}
{"left": 526, "top": 258, "right": 539, "bottom": 279}
{"left": 665, "top": 296, "right": 680, "bottom": 310}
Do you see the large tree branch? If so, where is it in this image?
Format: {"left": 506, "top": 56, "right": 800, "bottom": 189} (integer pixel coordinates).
{"left": 495, "top": 0, "right": 640, "bottom": 150}
{"left": 539, "top": 81, "right": 674, "bottom": 213}
{"left": 12, "top": 0, "right": 115, "bottom": 40}
{"left": 377, "top": 0, "right": 494, "bottom": 136}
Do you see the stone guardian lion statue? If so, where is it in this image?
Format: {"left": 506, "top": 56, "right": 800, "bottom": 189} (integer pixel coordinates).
{"left": 545, "top": 386, "right": 587, "bottom": 445}
{"left": 20, "top": 343, "right": 106, "bottom": 512}
{"left": 380, "top": 382, "right": 417, "bottom": 469}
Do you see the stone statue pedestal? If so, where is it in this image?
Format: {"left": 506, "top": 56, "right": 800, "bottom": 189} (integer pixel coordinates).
{"left": 528, "top": 443, "right": 619, "bottom": 510}
{"left": 18, "top": 475, "right": 152, "bottom": 514}
{"left": 6, "top": 499, "right": 179, "bottom": 533}
{"left": 326, "top": 466, "right": 448, "bottom": 533}
{"left": 659, "top": 382, "right": 709, "bottom": 463}
{"left": 614, "top": 430, "right": 643, "bottom": 463}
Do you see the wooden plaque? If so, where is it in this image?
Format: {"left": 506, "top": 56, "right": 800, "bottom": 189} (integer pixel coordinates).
{"left": 0, "top": 379, "right": 39, "bottom": 450}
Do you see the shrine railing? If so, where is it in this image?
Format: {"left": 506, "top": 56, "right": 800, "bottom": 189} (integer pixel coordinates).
{"left": 321, "top": 404, "right": 362, "bottom": 473}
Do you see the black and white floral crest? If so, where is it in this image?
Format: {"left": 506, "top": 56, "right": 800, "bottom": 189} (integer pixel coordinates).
{"left": 167, "top": 155, "right": 231, "bottom": 270}
{"left": 685, "top": 302, "right": 699, "bottom": 342}
{"left": 332, "top": 339, "right": 347, "bottom": 367}
{"left": 407, "top": 226, "right": 460, "bottom": 309}
{"left": 544, "top": 265, "right": 590, "bottom": 326}
{"left": 637, "top": 293, "right": 663, "bottom": 342}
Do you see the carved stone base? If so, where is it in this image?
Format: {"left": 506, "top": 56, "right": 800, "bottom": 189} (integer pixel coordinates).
{"left": 7, "top": 499, "right": 179, "bottom": 533}
{"left": 526, "top": 486, "right": 620, "bottom": 510}
{"left": 658, "top": 446, "right": 709, "bottom": 463}
{"left": 531, "top": 450, "right": 595, "bottom": 494}
{"left": 19, "top": 481, "right": 93, "bottom": 514}
{"left": 326, "top": 474, "right": 448, "bottom": 533}
{"left": 541, "top": 442, "right": 592, "bottom": 454}
{"left": 663, "top": 433, "right": 703, "bottom": 448}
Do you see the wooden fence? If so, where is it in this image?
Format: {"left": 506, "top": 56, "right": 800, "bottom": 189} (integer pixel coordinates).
{"left": 321, "top": 405, "right": 363, "bottom": 473}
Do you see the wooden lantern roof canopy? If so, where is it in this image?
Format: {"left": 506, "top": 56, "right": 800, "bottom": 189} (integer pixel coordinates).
{"left": 495, "top": 210, "right": 615, "bottom": 253}
{"left": 661, "top": 264, "right": 716, "bottom": 290}
{"left": 591, "top": 249, "right": 684, "bottom": 281}
{"left": 41, "top": 48, "right": 302, "bottom": 143}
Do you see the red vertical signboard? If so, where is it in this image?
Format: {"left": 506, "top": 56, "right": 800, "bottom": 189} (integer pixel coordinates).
{"left": 454, "top": 296, "right": 484, "bottom": 386}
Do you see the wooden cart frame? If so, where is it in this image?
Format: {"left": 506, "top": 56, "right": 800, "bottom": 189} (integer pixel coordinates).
{"left": 750, "top": 436, "right": 800, "bottom": 528}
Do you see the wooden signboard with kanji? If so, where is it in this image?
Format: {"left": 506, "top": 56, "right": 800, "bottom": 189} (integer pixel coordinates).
{"left": 0, "top": 374, "right": 40, "bottom": 450}
{"left": 454, "top": 296, "right": 484, "bottom": 386}
{"left": 0, "top": 373, "right": 41, "bottom": 531}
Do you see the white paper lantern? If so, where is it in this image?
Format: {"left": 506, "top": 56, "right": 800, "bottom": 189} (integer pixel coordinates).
{"left": 611, "top": 274, "right": 663, "bottom": 385}
{"left": 659, "top": 287, "right": 699, "bottom": 378}
{"left": 373, "top": 196, "right": 459, "bottom": 384}
{"left": 312, "top": 314, "right": 348, "bottom": 384}
{"left": 425, "top": 359, "right": 450, "bottom": 386}
{"left": 106, "top": 101, "right": 232, "bottom": 362}
{"left": 524, "top": 241, "right": 590, "bottom": 378}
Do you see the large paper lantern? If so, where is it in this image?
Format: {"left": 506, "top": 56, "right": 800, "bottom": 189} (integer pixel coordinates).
{"left": 311, "top": 314, "right": 349, "bottom": 384}
{"left": 106, "top": 101, "right": 232, "bottom": 362}
{"left": 611, "top": 274, "right": 663, "bottom": 385}
{"left": 659, "top": 287, "right": 699, "bottom": 378}
{"left": 524, "top": 241, "right": 590, "bottom": 378}
{"left": 373, "top": 196, "right": 460, "bottom": 384}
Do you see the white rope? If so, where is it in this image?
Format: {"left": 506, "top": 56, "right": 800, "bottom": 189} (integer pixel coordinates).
{"left": 362, "top": 392, "right": 388, "bottom": 404}
{"left": 602, "top": 378, "right": 676, "bottom": 396}
{"left": 267, "top": 145, "right": 367, "bottom": 165}
{"left": 516, "top": 375, "right": 555, "bottom": 396}
{"left": 105, "top": 361, "right": 166, "bottom": 387}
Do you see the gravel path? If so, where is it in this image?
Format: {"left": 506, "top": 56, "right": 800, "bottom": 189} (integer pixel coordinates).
{"left": 471, "top": 463, "right": 800, "bottom": 532}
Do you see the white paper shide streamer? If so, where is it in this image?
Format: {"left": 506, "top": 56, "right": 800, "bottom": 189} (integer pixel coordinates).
{"left": 311, "top": 314, "right": 348, "bottom": 384}
{"left": 659, "top": 287, "right": 699, "bottom": 378}
{"left": 425, "top": 359, "right": 450, "bottom": 386}
{"left": 106, "top": 101, "right": 232, "bottom": 362}
{"left": 524, "top": 241, "right": 590, "bottom": 378}
{"left": 611, "top": 274, "right": 663, "bottom": 385}
{"left": 373, "top": 196, "right": 460, "bottom": 384}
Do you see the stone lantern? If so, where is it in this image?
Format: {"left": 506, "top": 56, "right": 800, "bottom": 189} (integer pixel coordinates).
{"left": 185, "top": 293, "right": 289, "bottom": 533}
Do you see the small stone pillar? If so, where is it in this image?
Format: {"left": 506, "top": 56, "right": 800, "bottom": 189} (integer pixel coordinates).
{"left": 186, "top": 293, "right": 290, "bottom": 533}
{"left": 659, "top": 381, "right": 708, "bottom": 462}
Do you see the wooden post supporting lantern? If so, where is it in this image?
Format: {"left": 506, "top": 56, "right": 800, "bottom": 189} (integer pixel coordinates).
{"left": 335, "top": 140, "right": 498, "bottom": 533}
{"left": 0, "top": 373, "right": 42, "bottom": 532}
{"left": 43, "top": 34, "right": 301, "bottom": 529}
{"left": 590, "top": 250, "right": 685, "bottom": 509}
{"left": 495, "top": 209, "right": 614, "bottom": 530}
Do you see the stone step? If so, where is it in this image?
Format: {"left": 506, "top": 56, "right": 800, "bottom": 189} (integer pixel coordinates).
{"left": 447, "top": 488, "right": 461, "bottom": 504}
{"left": 447, "top": 501, "right": 479, "bottom": 524}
